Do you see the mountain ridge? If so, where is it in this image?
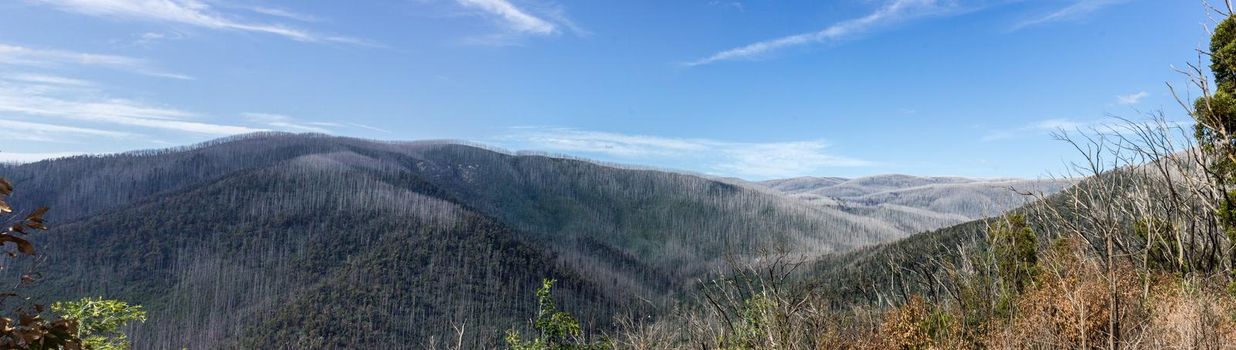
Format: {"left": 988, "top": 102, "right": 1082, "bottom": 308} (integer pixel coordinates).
{"left": 0, "top": 133, "right": 1070, "bottom": 347}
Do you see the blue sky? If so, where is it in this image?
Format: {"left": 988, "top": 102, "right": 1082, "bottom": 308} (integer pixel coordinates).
{"left": 0, "top": 0, "right": 1214, "bottom": 179}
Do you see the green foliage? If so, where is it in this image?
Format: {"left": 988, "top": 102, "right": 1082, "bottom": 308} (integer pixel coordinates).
{"left": 736, "top": 295, "right": 774, "bottom": 347}
{"left": 1213, "top": 17, "right": 1236, "bottom": 92}
{"left": 506, "top": 279, "right": 609, "bottom": 350}
{"left": 716, "top": 294, "right": 777, "bottom": 350}
{"left": 1134, "top": 217, "right": 1183, "bottom": 271}
{"left": 1197, "top": 17, "right": 1236, "bottom": 262}
{"left": 1219, "top": 190, "right": 1236, "bottom": 245}
{"left": 987, "top": 214, "right": 1038, "bottom": 295}
{"left": 919, "top": 306, "right": 955, "bottom": 343}
{"left": 51, "top": 298, "right": 146, "bottom": 350}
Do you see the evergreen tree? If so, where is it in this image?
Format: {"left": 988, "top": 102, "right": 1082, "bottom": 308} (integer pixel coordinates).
{"left": 1195, "top": 14, "right": 1236, "bottom": 273}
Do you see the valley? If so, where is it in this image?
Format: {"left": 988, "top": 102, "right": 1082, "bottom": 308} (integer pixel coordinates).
{"left": 0, "top": 133, "right": 1067, "bottom": 348}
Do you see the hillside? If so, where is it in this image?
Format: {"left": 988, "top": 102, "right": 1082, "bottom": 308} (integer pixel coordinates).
{"left": 38, "top": 158, "right": 614, "bottom": 347}
{"left": 0, "top": 133, "right": 942, "bottom": 348}
{"left": 759, "top": 175, "right": 1073, "bottom": 234}
{"left": 0, "top": 133, "right": 1077, "bottom": 348}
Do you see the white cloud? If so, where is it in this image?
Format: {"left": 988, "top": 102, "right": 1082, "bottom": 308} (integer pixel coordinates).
{"left": 33, "top": 0, "right": 370, "bottom": 45}
{"left": 0, "top": 118, "right": 131, "bottom": 141}
{"left": 504, "top": 127, "right": 873, "bottom": 179}
{"left": 1116, "top": 91, "right": 1149, "bottom": 105}
{"left": 0, "top": 151, "right": 92, "bottom": 163}
{"left": 456, "top": 0, "right": 557, "bottom": 35}
{"left": 687, "top": 0, "right": 957, "bottom": 66}
{"left": 1031, "top": 118, "right": 1088, "bottom": 130}
{"left": 247, "top": 6, "right": 320, "bottom": 22}
{"left": 1013, "top": 0, "right": 1129, "bottom": 30}
{"left": 347, "top": 122, "right": 391, "bottom": 134}
{"left": 243, "top": 112, "right": 332, "bottom": 133}
{"left": 513, "top": 128, "right": 708, "bottom": 156}
{"left": 708, "top": 1, "right": 745, "bottom": 12}
{"left": 242, "top": 113, "right": 393, "bottom": 135}
{"left": 0, "top": 79, "right": 262, "bottom": 135}
{"left": 714, "top": 141, "right": 874, "bottom": 179}
{"left": 982, "top": 117, "right": 1193, "bottom": 142}
{"left": 982, "top": 118, "right": 1092, "bottom": 142}
{"left": 130, "top": 31, "right": 186, "bottom": 46}
{"left": 6, "top": 73, "right": 95, "bottom": 87}
{"left": 0, "top": 43, "right": 190, "bottom": 79}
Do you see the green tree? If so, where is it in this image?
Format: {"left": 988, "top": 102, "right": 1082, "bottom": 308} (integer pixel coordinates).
{"left": 988, "top": 214, "right": 1038, "bottom": 295}
{"left": 51, "top": 298, "right": 146, "bottom": 350}
{"left": 1196, "top": 14, "right": 1236, "bottom": 262}
{"left": 506, "top": 279, "right": 608, "bottom": 350}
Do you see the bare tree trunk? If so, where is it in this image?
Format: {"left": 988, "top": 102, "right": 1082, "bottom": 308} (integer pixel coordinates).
{"left": 1107, "top": 232, "right": 1119, "bottom": 350}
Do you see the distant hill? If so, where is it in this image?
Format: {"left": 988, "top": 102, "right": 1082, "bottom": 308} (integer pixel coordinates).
{"left": 800, "top": 173, "right": 1091, "bottom": 309}
{"left": 0, "top": 133, "right": 1072, "bottom": 348}
{"left": 0, "top": 133, "right": 895, "bottom": 348}
{"left": 759, "top": 175, "right": 1073, "bottom": 234}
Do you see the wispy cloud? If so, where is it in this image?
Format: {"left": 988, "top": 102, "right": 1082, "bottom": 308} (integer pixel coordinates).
{"left": 1116, "top": 91, "right": 1149, "bottom": 105}
{"left": 503, "top": 127, "right": 873, "bottom": 179}
{"left": 129, "top": 31, "right": 186, "bottom": 47}
{"left": 0, "top": 43, "right": 190, "bottom": 79}
{"left": 450, "top": 0, "right": 585, "bottom": 45}
{"left": 1013, "top": 0, "right": 1129, "bottom": 30}
{"left": 510, "top": 127, "right": 705, "bottom": 156}
{"left": 0, "top": 118, "right": 131, "bottom": 141}
{"left": 0, "top": 78, "right": 261, "bottom": 136}
{"left": 982, "top": 118, "right": 1090, "bottom": 142}
{"left": 708, "top": 1, "right": 745, "bottom": 12}
{"left": 243, "top": 112, "right": 333, "bottom": 133}
{"left": 1031, "top": 118, "right": 1089, "bottom": 130}
{"left": 687, "top": 0, "right": 961, "bottom": 66}
{"left": 714, "top": 141, "right": 874, "bottom": 179}
{"left": 32, "top": 0, "right": 372, "bottom": 45}
{"left": 456, "top": 0, "right": 557, "bottom": 35}
{"left": 242, "top": 112, "right": 393, "bottom": 135}
{"left": 0, "top": 151, "right": 93, "bottom": 164}
{"left": 247, "top": 6, "right": 321, "bottom": 22}
{"left": 347, "top": 122, "right": 391, "bottom": 134}
{"left": 7, "top": 73, "right": 95, "bottom": 87}
{"left": 982, "top": 117, "right": 1192, "bottom": 142}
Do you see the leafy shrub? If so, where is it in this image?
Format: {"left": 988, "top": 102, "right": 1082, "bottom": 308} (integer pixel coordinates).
{"left": 51, "top": 298, "right": 146, "bottom": 350}
{"left": 506, "top": 279, "right": 609, "bottom": 350}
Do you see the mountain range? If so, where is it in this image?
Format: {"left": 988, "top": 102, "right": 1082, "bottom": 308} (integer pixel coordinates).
{"left": 0, "top": 133, "right": 1070, "bottom": 348}
{"left": 760, "top": 175, "right": 1073, "bottom": 234}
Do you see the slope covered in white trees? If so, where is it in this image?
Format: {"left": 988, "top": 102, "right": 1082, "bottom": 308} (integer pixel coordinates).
{"left": 759, "top": 175, "right": 1073, "bottom": 234}
{"left": 0, "top": 133, "right": 1067, "bottom": 348}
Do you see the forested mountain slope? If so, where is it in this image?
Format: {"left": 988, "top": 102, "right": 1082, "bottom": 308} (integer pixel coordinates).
{"left": 801, "top": 171, "right": 1103, "bottom": 309}
{"left": 760, "top": 175, "right": 1072, "bottom": 234}
{"left": 0, "top": 133, "right": 1070, "bottom": 347}
{"left": 38, "top": 156, "right": 613, "bottom": 348}
{"left": 0, "top": 133, "right": 918, "bottom": 348}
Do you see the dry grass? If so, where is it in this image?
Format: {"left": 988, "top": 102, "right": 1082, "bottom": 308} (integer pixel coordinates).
{"left": 605, "top": 236, "right": 1236, "bottom": 350}
{"left": 1138, "top": 279, "right": 1236, "bottom": 349}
